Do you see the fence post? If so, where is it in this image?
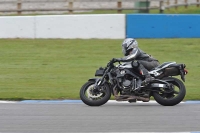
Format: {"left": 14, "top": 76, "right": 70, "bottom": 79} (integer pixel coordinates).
{"left": 197, "top": 0, "right": 199, "bottom": 7}
{"left": 117, "top": 0, "right": 122, "bottom": 13}
{"left": 175, "top": 0, "right": 178, "bottom": 10}
{"left": 159, "top": 0, "right": 164, "bottom": 13}
{"left": 167, "top": 0, "right": 170, "bottom": 10}
{"left": 185, "top": 0, "right": 188, "bottom": 8}
{"left": 68, "top": 0, "right": 73, "bottom": 14}
{"left": 17, "top": 0, "right": 22, "bottom": 15}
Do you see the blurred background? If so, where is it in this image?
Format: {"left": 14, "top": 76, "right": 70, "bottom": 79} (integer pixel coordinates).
{"left": 0, "top": 0, "right": 199, "bottom": 15}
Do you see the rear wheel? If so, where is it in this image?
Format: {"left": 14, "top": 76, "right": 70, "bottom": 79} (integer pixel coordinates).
{"left": 80, "top": 81, "right": 111, "bottom": 106}
{"left": 153, "top": 77, "right": 186, "bottom": 106}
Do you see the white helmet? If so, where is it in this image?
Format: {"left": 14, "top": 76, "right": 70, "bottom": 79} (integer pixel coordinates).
{"left": 122, "top": 38, "right": 138, "bottom": 56}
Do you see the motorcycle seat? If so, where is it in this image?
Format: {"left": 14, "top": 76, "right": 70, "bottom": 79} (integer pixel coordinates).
{"left": 152, "top": 62, "right": 176, "bottom": 70}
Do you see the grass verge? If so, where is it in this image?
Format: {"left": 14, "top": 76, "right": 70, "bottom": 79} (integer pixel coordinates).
{"left": 0, "top": 39, "right": 199, "bottom": 100}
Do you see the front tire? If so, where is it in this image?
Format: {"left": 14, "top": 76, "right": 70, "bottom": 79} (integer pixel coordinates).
{"left": 153, "top": 77, "right": 186, "bottom": 106}
{"left": 80, "top": 81, "right": 111, "bottom": 106}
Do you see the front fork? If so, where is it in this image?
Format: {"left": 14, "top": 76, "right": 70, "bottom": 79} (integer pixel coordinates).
{"left": 88, "top": 78, "right": 105, "bottom": 94}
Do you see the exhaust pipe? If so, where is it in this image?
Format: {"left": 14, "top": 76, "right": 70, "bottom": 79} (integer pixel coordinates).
{"left": 115, "top": 95, "right": 150, "bottom": 102}
{"left": 113, "top": 87, "right": 150, "bottom": 102}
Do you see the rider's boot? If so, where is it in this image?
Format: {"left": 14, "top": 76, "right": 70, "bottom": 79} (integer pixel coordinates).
{"left": 141, "top": 74, "right": 155, "bottom": 86}
{"left": 138, "top": 64, "right": 155, "bottom": 86}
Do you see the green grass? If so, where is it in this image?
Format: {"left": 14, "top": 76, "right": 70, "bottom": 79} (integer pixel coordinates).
{"left": 164, "top": 5, "right": 200, "bottom": 14}
{"left": 0, "top": 39, "right": 199, "bottom": 100}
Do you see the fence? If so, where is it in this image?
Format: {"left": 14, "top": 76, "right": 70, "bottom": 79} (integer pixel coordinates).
{"left": 165, "top": 0, "right": 199, "bottom": 9}
{"left": 0, "top": 0, "right": 199, "bottom": 15}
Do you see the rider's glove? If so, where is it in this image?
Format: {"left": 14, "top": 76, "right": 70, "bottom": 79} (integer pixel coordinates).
{"left": 112, "top": 58, "right": 120, "bottom": 63}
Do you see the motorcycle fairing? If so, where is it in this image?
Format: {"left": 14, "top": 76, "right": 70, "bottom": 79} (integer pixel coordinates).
{"left": 149, "top": 62, "right": 176, "bottom": 76}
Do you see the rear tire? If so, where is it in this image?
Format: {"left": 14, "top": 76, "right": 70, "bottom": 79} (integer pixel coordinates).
{"left": 153, "top": 77, "right": 186, "bottom": 106}
{"left": 80, "top": 81, "right": 111, "bottom": 106}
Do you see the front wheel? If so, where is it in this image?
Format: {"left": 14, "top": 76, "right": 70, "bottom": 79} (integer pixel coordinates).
{"left": 80, "top": 81, "right": 111, "bottom": 106}
{"left": 153, "top": 77, "right": 186, "bottom": 106}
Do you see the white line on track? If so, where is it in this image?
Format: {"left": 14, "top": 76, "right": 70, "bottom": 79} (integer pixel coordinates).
{"left": 0, "top": 101, "right": 17, "bottom": 103}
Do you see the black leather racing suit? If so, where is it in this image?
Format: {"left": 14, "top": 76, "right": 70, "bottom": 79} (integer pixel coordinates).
{"left": 117, "top": 47, "right": 159, "bottom": 76}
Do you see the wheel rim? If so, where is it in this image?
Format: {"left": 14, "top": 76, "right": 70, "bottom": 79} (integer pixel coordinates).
{"left": 84, "top": 84, "right": 104, "bottom": 101}
{"left": 158, "top": 83, "right": 180, "bottom": 100}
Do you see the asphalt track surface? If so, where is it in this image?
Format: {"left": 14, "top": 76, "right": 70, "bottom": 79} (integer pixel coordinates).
{"left": 0, "top": 101, "right": 200, "bottom": 133}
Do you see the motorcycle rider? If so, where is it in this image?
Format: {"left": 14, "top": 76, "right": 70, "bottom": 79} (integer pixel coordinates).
{"left": 112, "top": 38, "right": 159, "bottom": 87}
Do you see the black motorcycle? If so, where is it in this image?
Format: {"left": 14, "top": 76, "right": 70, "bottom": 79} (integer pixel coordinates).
{"left": 80, "top": 60, "right": 188, "bottom": 106}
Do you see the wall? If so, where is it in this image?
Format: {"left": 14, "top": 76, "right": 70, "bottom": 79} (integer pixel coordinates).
{"left": 126, "top": 14, "right": 200, "bottom": 38}
{"left": 1, "top": 14, "right": 200, "bottom": 39}
{"left": 0, "top": 14, "right": 125, "bottom": 39}
{"left": 0, "top": 16, "right": 35, "bottom": 38}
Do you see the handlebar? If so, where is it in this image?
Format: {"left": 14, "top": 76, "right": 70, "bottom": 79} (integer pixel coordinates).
{"left": 107, "top": 59, "right": 121, "bottom": 67}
